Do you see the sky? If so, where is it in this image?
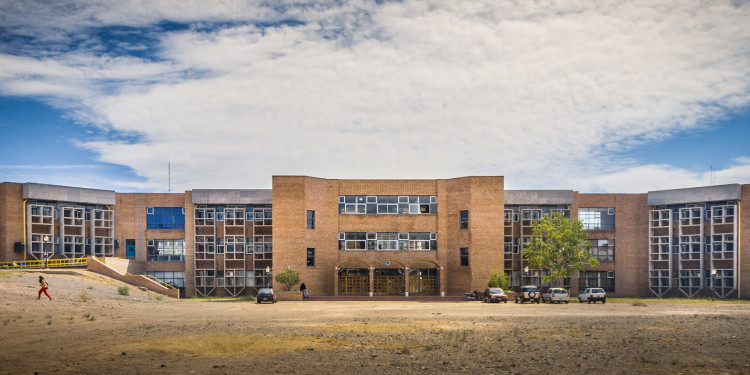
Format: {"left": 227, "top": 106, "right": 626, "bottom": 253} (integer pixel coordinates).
{"left": 0, "top": 0, "right": 749, "bottom": 193}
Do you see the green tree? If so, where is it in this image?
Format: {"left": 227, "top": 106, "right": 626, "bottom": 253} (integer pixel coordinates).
{"left": 274, "top": 267, "right": 301, "bottom": 291}
{"left": 487, "top": 270, "right": 511, "bottom": 290}
{"left": 522, "top": 212, "right": 599, "bottom": 284}
{"left": 487, "top": 270, "right": 501, "bottom": 288}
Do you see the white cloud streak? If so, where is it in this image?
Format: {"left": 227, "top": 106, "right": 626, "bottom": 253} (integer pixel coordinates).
{"left": 1, "top": 0, "right": 750, "bottom": 192}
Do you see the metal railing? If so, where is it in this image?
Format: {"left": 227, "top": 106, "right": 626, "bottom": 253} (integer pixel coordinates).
{"left": 126, "top": 272, "right": 177, "bottom": 290}
{"left": 0, "top": 257, "right": 87, "bottom": 269}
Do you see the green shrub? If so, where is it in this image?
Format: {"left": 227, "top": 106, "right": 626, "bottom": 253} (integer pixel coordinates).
{"left": 274, "top": 268, "right": 300, "bottom": 291}
{"left": 117, "top": 286, "right": 130, "bottom": 296}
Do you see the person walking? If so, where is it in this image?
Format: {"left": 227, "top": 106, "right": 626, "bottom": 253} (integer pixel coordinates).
{"left": 300, "top": 282, "right": 309, "bottom": 299}
{"left": 38, "top": 276, "right": 51, "bottom": 300}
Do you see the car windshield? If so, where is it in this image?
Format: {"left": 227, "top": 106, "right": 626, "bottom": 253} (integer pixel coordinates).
{"left": 258, "top": 288, "right": 273, "bottom": 294}
{"left": 551, "top": 289, "right": 566, "bottom": 294}
{"left": 488, "top": 288, "right": 503, "bottom": 293}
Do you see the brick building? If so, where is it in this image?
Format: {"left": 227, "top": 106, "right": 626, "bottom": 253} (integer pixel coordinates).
{"left": 0, "top": 177, "right": 747, "bottom": 298}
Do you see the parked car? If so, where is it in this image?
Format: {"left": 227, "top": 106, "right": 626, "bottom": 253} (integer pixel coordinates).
{"left": 578, "top": 288, "right": 606, "bottom": 303}
{"left": 483, "top": 288, "right": 508, "bottom": 303}
{"left": 515, "top": 285, "right": 541, "bottom": 304}
{"left": 256, "top": 288, "right": 277, "bottom": 304}
{"left": 542, "top": 288, "right": 569, "bottom": 304}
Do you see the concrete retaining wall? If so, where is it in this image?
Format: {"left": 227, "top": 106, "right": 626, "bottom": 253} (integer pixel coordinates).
{"left": 87, "top": 256, "right": 179, "bottom": 299}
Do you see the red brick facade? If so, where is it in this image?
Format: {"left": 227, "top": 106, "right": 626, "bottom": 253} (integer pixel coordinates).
{"left": 0, "top": 179, "right": 747, "bottom": 298}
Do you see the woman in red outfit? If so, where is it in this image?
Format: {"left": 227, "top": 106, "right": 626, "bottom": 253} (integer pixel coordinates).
{"left": 38, "top": 276, "right": 51, "bottom": 300}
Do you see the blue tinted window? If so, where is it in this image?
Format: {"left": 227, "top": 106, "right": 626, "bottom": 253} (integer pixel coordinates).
{"left": 147, "top": 207, "right": 185, "bottom": 230}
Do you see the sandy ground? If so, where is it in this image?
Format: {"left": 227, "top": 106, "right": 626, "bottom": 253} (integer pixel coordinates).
{"left": 1, "top": 270, "right": 750, "bottom": 375}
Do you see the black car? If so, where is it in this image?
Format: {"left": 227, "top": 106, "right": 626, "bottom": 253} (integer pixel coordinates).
{"left": 256, "top": 288, "right": 277, "bottom": 304}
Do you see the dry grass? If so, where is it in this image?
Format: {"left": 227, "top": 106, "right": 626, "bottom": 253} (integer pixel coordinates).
{"left": 609, "top": 297, "right": 750, "bottom": 305}
{"left": 117, "top": 334, "right": 349, "bottom": 357}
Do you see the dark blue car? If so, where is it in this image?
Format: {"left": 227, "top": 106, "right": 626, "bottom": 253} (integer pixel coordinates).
{"left": 256, "top": 288, "right": 276, "bottom": 304}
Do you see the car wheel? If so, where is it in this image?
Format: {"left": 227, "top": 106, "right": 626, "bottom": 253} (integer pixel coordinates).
{"left": 579, "top": 298, "right": 583, "bottom": 303}
{"left": 514, "top": 298, "right": 518, "bottom": 303}
{"left": 588, "top": 299, "right": 592, "bottom": 304}
{"left": 257, "top": 300, "right": 261, "bottom": 304}
{"left": 565, "top": 301, "right": 569, "bottom": 304}
{"left": 602, "top": 299, "right": 606, "bottom": 304}
{"left": 504, "top": 300, "right": 508, "bottom": 303}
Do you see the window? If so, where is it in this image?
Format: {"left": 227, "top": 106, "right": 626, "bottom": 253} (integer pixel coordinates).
{"left": 587, "top": 239, "right": 614, "bottom": 261}
{"left": 339, "top": 232, "right": 437, "bottom": 251}
{"left": 578, "top": 208, "right": 615, "bottom": 230}
{"left": 459, "top": 210, "right": 468, "bottom": 230}
{"left": 460, "top": 248, "right": 469, "bottom": 266}
{"left": 146, "top": 239, "right": 185, "bottom": 261}
{"left": 578, "top": 271, "right": 615, "bottom": 293}
{"left": 306, "top": 210, "right": 315, "bottom": 230}
{"left": 146, "top": 207, "right": 185, "bottom": 230}
{"left": 307, "top": 248, "right": 315, "bottom": 267}
{"left": 146, "top": 271, "right": 185, "bottom": 293}
{"left": 338, "top": 195, "right": 437, "bottom": 215}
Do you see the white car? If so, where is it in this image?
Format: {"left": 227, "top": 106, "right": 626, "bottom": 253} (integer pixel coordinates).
{"left": 578, "top": 288, "right": 607, "bottom": 303}
{"left": 541, "top": 288, "right": 569, "bottom": 304}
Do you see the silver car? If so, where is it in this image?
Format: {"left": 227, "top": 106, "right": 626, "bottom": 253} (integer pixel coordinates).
{"left": 542, "top": 288, "right": 569, "bottom": 304}
{"left": 578, "top": 288, "right": 607, "bottom": 303}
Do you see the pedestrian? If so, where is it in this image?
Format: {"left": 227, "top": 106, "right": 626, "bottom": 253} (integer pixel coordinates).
{"left": 300, "top": 282, "right": 309, "bottom": 299}
{"left": 38, "top": 276, "right": 51, "bottom": 300}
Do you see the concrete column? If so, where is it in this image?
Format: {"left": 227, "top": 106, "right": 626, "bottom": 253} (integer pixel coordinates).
{"left": 404, "top": 267, "right": 410, "bottom": 297}
{"left": 369, "top": 267, "right": 374, "bottom": 297}
{"left": 440, "top": 267, "right": 446, "bottom": 296}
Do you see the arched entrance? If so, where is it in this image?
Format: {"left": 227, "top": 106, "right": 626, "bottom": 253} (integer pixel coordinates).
{"left": 408, "top": 260, "right": 439, "bottom": 295}
{"left": 373, "top": 259, "right": 405, "bottom": 295}
{"left": 337, "top": 260, "right": 370, "bottom": 295}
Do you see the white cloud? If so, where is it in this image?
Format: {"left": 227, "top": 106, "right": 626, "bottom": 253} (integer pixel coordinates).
{"left": 1, "top": 0, "right": 750, "bottom": 192}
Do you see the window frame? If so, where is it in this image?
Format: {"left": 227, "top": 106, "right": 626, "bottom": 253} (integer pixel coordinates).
{"left": 460, "top": 247, "right": 469, "bottom": 267}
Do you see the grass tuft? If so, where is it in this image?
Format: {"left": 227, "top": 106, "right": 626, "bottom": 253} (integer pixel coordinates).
{"left": 79, "top": 290, "right": 91, "bottom": 302}
{"left": 117, "top": 286, "right": 130, "bottom": 296}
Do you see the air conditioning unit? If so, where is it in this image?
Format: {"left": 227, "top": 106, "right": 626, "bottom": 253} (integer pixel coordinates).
{"left": 226, "top": 271, "right": 234, "bottom": 277}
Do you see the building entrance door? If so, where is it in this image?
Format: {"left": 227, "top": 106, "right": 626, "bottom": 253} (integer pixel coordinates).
{"left": 409, "top": 268, "right": 438, "bottom": 295}
{"left": 125, "top": 239, "right": 135, "bottom": 260}
{"left": 374, "top": 269, "right": 404, "bottom": 295}
{"left": 338, "top": 268, "right": 369, "bottom": 295}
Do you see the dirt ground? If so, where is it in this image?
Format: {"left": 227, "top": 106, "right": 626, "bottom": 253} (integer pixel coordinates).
{"left": 1, "top": 270, "right": 749, "bottom": 375}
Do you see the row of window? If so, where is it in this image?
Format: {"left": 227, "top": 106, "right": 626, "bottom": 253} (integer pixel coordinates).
{"left": 338, "top": 232, "right": 438, "bottom": 251}
{"left": 194, "top": 236, "right": 273, "bottom": 254}
{"left": 338, "top": 195, "right": 437, "bottom": 215}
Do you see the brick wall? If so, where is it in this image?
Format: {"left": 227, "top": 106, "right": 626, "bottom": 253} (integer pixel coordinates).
{"left": 0, "top": 183, "right": 24, "bottom": 262}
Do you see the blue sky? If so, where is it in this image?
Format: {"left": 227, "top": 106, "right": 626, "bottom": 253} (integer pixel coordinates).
{"left": 1, "top": 1, "right": 749, "bottom": 193}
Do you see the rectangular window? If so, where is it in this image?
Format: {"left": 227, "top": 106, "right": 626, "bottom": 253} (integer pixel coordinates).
{"left": 306, "top": 248, "right": 315, "bottom": 267}
{"left": 587, "top": 239, "right": 615, "bottom": 262}
{"left": 306, "top": 210, "right": 315, "bottom": 230}
{"left": 146, "top": 239, "right": 186, "bottom": 261}
{"left": 460, "top": 248, "right": 469, "bottom": 266}
{"left": 459, "top": 210, "right": 468, "bottom": 230}
{"left": 146, "top": 207, "right": 186, "bottom": 230}
{"left": 579, "top": 208, "right": 615, "bottom": 230}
